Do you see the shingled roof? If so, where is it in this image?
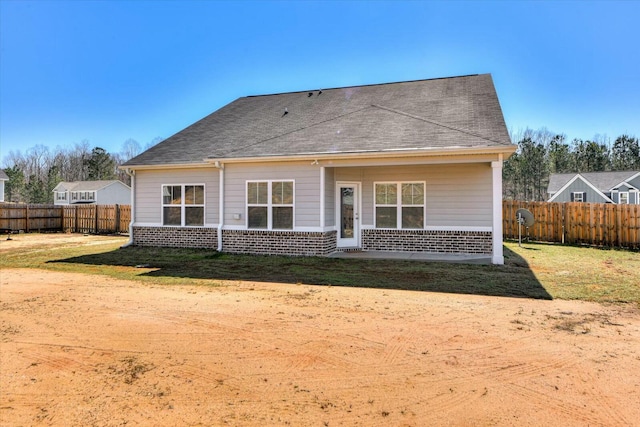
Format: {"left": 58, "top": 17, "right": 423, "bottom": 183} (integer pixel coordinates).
{"left": 124, "top": 74, "right": 513, "bottom": 167}
{"left": 548, "top": 171, "right": 640, "bottom": 194}
{"left": 52, "top": 180, "right": 130, "bottom": 192}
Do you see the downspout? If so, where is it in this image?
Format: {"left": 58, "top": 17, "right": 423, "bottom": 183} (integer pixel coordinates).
{"left": 214, "top": 161, "right": 224, "bottom": 252}
{"left": 121, "top": 168, "right": 135, "bottom": 248}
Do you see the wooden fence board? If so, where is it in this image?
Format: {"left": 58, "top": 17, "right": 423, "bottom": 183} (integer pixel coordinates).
{"left": 1, "top": 204, "right": 130, "bottom": 234}
{"left": 503, "top": 200, "right": 640, "bottom": 249}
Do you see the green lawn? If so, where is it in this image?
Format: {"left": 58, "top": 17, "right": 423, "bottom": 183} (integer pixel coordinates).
{"left": 1, "top": 235, "right": 638, "bottom": 305}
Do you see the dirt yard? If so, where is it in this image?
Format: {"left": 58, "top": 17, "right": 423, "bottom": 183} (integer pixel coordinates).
{"left": 1, "top": 243, "right": 640, "bottom": 426}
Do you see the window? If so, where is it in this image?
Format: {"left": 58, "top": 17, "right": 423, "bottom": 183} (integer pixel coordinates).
{"left": 56, "top": 192, "right": 67, "bottom": 201}
{"left": 375, "top": 182, "right": 425, "bottom": 229}
{"left": 571, "top": 192, "right": 585, "bottom": 202}
{"left": 247, "top": 180, "right": 293, "bottom": 230}
{"left": 619, "top": 192, "right": 629, "bottom": 204}
{"left": 162, "top": 184, "right": 204, "bottom": 226}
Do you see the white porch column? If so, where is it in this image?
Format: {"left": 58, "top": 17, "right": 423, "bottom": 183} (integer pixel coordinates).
{"left": 491, "top": 156, "right": 504, "bottom": 264}
{"left": 320, "top": 166, "right": 325, "bottom": 228}
{"left": 217, "top": 164, "right": 224, "bottom": 252}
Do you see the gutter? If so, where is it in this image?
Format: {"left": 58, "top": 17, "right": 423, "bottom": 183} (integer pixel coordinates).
{"left": 203, "top": 145, "right": 517, "bottom": 165}
{"left": 120, "top": 168, "right": 136, "bottom": 248}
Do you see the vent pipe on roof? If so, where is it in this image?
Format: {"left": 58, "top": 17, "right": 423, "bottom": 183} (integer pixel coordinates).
{"left": 282, "top": 108, "right": 288, "bottom": 117}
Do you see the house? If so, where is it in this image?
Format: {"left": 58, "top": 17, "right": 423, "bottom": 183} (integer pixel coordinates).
{"left": 0, "top": 169, "right": 8, "bottom": 203}
{"left": 547, "top": 171, "right": 640, "bottom": 204}
{"left": 121, "top": 74, "right": 516, "bottom": 264}
{"left": 53, "top": 180, "right": 131, "bottom": 205}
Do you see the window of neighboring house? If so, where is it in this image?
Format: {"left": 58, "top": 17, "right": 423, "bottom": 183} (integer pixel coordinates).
{"left": 619, "top": 192, "right": 629, "bottom": 204}
{"left": 571, "top": 192, "right": 585, "bottom": 202}
{"left": 162, "top": 184, "right": 205, "bottom": 226}
{"left": 247, "top": 180, "right": 294, "bottom": 230}
{"left": 56, "top": 192, "right": 67, "bottom": 201}
{"left": 78, "top": 191, "right": 94, "bottom": 201}
{"left": 375, "top": 182, "right": 425, "bottom": 229}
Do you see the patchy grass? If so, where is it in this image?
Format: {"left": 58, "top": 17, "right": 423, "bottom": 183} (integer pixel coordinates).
{"left": 505, "top": 240, "right": 640, "bottom": 304}
{"left": 0, "top": 234, "right": 638, "bottom": 304}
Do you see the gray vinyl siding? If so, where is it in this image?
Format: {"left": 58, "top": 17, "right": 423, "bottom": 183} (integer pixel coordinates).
{"left": 223, "top": 162, "right": 321, "bottom": 228}
{"left": 324, "top": 167, "right": 335, "bottom": 227}
{"left": 334, "top": 163, "right": 493, "bottom": 227}
{"left": 628, "top": 175, "right": 640, "bottom": 190}
{"left": 613, "top": 184, "right": 634, "bottom": 204}
{"left": 134, "top": 168, "right": 219, "bottom": 225}
{"left": 625, "top": 175, "right": 640, "bottom": 204}
{"left": 95, "top": 183, "right": 131, "bottom": 205}
{"left": 553, "top": 180, "right": 609, "bottom": 203}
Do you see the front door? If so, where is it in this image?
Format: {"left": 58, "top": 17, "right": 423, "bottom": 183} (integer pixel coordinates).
{"left": 336, "top": 182, "right": 360, "bottom": 248}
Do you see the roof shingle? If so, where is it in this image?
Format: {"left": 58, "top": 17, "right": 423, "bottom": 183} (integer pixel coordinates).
{"left": 124, "top": 74, "right": 512, "bottom": 166}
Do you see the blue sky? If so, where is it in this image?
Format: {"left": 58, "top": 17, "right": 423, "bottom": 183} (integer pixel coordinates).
{"left": 1, "top": 0, "right": 638, "bottom": 163}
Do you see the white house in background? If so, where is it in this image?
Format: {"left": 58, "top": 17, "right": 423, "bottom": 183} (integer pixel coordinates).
{"left": 53, "top": 180, "right": 131, "bottom": 206}
{"left": 0, "top": 169, "right": 8, "bottom": 203}
{"left": 121, "top": 74, "right": 516, "bottom": 264}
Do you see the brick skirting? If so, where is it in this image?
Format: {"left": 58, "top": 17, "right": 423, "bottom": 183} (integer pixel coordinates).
{"left": 222, "top": 229, "right": 337, "bottom": 256}
{"left": 362, "top": 229, "right": 492, "bottom": 254}
{"left": 132, "top": 227, "right": 490, "bottom": 256}
{"left": 133, "top": 226, "right": 218, "bottom": 249}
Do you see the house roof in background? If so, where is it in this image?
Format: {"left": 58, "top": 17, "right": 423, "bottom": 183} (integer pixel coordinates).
{"left": 547, "top": 171, "right": 640, "bottom": 194}
{"left": 0, "top": 169, "right": 8, "bottom": 180}
{"left": 52, "top": 180, "right": 130, "bottom": 192}
{"left": 123, "top": 73, "right": 513, "bottom": 167}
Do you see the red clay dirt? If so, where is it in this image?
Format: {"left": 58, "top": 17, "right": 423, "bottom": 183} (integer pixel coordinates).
{"left": 1, "top": 254, "right": 640, "bottom": 426}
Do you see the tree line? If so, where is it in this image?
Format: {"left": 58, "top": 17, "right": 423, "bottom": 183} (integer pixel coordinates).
{"left": 504, "top": 129, "right": 639, "bottom": 201}
{"left": 1, "top": 138, "right": 161, "bottom": 204}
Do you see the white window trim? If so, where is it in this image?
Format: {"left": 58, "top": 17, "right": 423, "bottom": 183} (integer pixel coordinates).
{"left": 374, "top": 181, "right": 426, "bottom": 229}
{"left": 161, "top": 184, "right": 206, "bottom": 227}
{"left": 619, "top": 191, "right": 629, "bottom": 204}
{"left": 572, "top": 192, "right": 584, "bottom": 202}
{"left": 56, "top": 191, "right": 67, "bottom": 201}
{"left": 70, "top": 191, "right": 96, "bottom": 202}
{"left": 246, "top": 180, "right": 295, "bottom": 230}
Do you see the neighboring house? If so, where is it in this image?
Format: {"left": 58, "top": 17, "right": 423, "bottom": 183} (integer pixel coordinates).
{"left": 53, "top": 180, "right": 131, "bottom": 205}
{"left": 548, "top": 171, "right": 640, "bottom": 204}
{"left": 0, "top": 169, "right": 8, "bottom": 203}
{"left": 122, "top": 74, "right": 516, "bottom": 264}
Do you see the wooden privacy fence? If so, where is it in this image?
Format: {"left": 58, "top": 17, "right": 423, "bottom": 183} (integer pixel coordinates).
{"left": 504, "top": 200, "right": 640, "bottom": 249}
{"left": 0, "top": 204, "right": 130, "bottom": 235}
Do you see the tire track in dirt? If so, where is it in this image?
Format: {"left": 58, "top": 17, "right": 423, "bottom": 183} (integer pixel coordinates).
{"left": 503, "top": 382, "right": 623, "bottom": 426}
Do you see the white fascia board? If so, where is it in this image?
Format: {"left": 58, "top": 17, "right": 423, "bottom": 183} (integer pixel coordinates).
{"left": 119, "top": 162, "right": 213, "bottom": 171}
{"left": 203, "top": 145, "right": 517, "bottom": 165}
{"left": 548, "top": 174, "right": 614, "bottom": 203}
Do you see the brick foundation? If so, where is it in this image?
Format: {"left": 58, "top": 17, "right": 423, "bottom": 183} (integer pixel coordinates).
{"left": 361, "top": 229, "right": 492, "bottom": 254}
{"left": 222, "top": 230, "right": 337, "bottom": 256}
{"left": 133, "top": 226, "right": 218, "bottom": 249}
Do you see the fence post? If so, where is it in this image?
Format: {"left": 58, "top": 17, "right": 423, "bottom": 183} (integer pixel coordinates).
{"left": 94, "top": 205, "right": 99, "bottom": 234}
{"left": 115, "top": 204, "right": 120, "bottom": 234}
{"left": 25, "top": 204, "right": 29, "bottom": 233}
